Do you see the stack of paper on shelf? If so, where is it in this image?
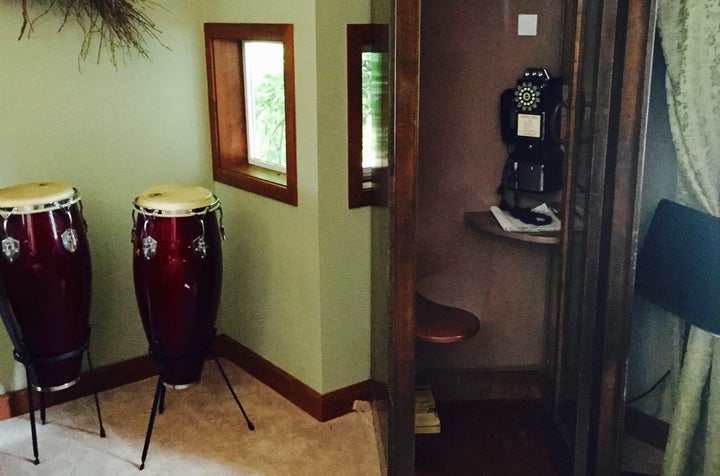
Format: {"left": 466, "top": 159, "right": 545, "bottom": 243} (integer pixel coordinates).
{"left": 490, "top": 203, "right": 561, "bottom": 233}
{"left": 415, "top": 384, "right": 441, "bottom": 434}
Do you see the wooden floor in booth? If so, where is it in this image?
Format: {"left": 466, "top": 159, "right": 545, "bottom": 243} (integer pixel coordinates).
{"left": 415, "top": 400, "right": 569, "bottom": 476}
{"left": 415, "top": 399, "right": 664, "bottom": 476}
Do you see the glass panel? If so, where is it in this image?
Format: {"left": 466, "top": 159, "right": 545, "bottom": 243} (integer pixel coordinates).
{"left": 347, "top": 24, "right": 388, "bottom": 208}
{"left": 555, "top": 0, "right": 604, "bottom": 470}
{"left": 361, "top": 50, "right": 386, "bottom": 171}
{"left": 557, "top": 74, "right": 598, "bottom": 443}
{"left": 243, "top": 41, "right": 286, "bottom": 172}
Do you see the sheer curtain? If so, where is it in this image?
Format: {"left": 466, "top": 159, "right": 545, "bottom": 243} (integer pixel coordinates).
{"left": 657, "top": 1, "right": 720, "bottom": 474}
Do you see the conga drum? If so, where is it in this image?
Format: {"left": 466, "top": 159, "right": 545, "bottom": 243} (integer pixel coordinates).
{"left": 0, "top": 181, "right": 92, "bottom": 392}
{"left": 132, "top": 185, "right": 224, "bottom": 389}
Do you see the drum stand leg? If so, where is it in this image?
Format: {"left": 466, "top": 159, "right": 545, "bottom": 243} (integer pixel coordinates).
{"left": 159, "top": 384, "right": 166, "bottom": 415}
{"left": 24, "top": 369, "right": 40, "bottom": 465}
{"left": 39, "top": 392, "right": 46, "bottom": 425}
{"left": 138, "top": 352, "right": 255, "bottom": 470}
{"left": 85, "top": 346, "right": 106, "bottom": 438}
{"left": 139, "top": 377, "right": 163, "bottom": 471}
{"left": 212, "top": 354, "right": 254, "bottom": 431}
{"left": 17, "top": 334, "right": 105, "bottom": 466}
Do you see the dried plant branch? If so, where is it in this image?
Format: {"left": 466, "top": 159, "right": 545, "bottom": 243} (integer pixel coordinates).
{"left": 18, "top": 0, "right": 167, "bottom": 66}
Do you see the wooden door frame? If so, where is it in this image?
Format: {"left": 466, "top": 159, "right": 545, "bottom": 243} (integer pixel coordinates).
{"left": 557, "top": 0, "right": 657, "bottom": 473}
{"left": 591, "top": 1, "right": 657, "bottom": 473}
{"left": 523, "top": 0, "right": 657, "bottom": 473}
{"left": 387, "top": 0, "right": 421, "bottom": 474}
{"left": 386, "top": 0, "right": 656, "bottom": 474}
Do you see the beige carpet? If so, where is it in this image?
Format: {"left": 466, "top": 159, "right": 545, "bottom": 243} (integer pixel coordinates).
{"left": 0, "top": 359, "right": 382, "bottom": 475}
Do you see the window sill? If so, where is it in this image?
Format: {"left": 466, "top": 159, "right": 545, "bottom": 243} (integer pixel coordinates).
{"left": 213, "top": 163, "right": 297, "bottom": 206}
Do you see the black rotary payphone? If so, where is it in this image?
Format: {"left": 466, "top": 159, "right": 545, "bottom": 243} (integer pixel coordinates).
{"left": 497, "top": 68, "right": 563, "bottom": 223}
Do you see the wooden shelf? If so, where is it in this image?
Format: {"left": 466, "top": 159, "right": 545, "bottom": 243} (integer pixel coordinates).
{"left": 463, "top": 211, "right": 560, "bottom": 245}
{"left": 415, "top": 293, "right": 480, "bottom": 344}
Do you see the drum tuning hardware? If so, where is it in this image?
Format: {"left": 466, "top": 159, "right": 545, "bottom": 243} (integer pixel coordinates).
{"left": 2, "top": 236, "right": 20, "bottom": 263}
{"left": 193, "top": 236, "right": 208, "bottom": 259}
{"left": 1, "top": 213, "right": 19, "bottom": 263}
{"left": 0, "top": 208, "right": 16, "bottom": 221}
{"left": 142, "top": 235, "right": 158, "bottom": 260}
{"left": 131, "top": 210, "right": 137, "bottom": 243}
{"left": 219, "top": 207, "right": 227, "bottom": 241}
{"left": 62, "top": 228, "right": 79, "bottom": 253}
{"left": 140, "top": 217, "right": 157, "bottom": 260}
{"left": 194, "top": 213, "right": 209, "bottom": 259}
{"left": 58, "top": 204, "right": 79, "bottom": 253}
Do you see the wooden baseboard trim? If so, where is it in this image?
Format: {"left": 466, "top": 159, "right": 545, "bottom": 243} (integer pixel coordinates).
{"left": 1, "top": 354, "right": 156, "bottom": 420}
{"left": 0, "top": 392, "right": 10, "bottom": 420}
{"left": 212, "top": 334, "right": 372, "bottom": 421}
{"left": 624, "top": 406, "right": 669, "bottom": 451}
{"left": 0, "top": 334, "right": 372, "bottom": 424}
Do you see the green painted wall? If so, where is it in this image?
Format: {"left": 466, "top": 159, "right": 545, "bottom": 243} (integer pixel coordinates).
{"left": 316, "top": 0, "right": 373, "bottom": 392}
{"left": 204, "top": 0, "right": 372, "bottom": 393}
{"left": 0, "top": 0, "right": 373, "bottom": 396}
{"left": 0, "top": 0, "right": 207, "bottom": 390}
{"left": 203, "top": 0, "right": 324, "bottom": 392}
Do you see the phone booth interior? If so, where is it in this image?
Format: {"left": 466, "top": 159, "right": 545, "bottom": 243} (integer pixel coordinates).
{"left": 414, "top": 1, "right": 566, "bottom": 471}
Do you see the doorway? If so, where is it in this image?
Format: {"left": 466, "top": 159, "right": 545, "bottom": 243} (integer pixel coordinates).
{"left": 374, "top": 0, "right": 659, "bottom": 474}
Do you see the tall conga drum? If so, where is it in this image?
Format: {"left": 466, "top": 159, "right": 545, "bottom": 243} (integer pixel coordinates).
{"left": 0, "top": 181, "right": 92, "bottom": 392}
{"left": 132, "top": 185, "right": 224, "bottom": 389}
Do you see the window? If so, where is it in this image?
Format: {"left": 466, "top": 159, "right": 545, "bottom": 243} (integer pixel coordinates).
{"left": 347, "top": 24, "right": 388, "bottom": 208}
{"left": 204, "top": 23, "right": 297, "bottom": 206}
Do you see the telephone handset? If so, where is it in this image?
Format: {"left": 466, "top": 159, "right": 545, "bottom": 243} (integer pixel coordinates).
{"left": 497, "top": 68, "right": 564, "bottom": 224}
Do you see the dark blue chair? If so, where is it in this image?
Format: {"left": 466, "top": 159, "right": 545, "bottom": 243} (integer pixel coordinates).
{"left": 635, "top": 199, "right": 720, "bottom": 334}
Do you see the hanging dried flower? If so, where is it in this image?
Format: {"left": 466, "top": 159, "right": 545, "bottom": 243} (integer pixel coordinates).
{"left": 18, "top": 0, "right": 166, "bottom": 66}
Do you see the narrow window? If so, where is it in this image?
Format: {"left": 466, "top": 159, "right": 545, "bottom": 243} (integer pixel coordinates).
{"left": 205, "top": 23, "right": 297, "bottom": 206}
{"left": 347, "top": 24, "right": 388, "bottom": 208}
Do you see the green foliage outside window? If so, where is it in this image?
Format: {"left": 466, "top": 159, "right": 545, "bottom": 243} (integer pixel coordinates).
{"left": 361, "top": 51, "right": 384, "bottom": 168}
{"left": 251, "top": 73, "right": 286, "bottom": 168}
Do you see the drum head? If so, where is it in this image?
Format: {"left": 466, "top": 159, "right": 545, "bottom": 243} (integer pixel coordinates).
{"left": 0, "top": 182, "right": 76, "bottom": 211}
{"left": 134, "top": 185, "right": 218, "bottom": 216}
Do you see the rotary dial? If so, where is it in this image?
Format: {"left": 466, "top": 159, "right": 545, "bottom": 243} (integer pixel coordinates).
{"left": 514, "top": 82, "right": 541, "bottom": 112}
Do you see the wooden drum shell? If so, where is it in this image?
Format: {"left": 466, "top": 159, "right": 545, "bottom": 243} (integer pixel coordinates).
{"left": 0, "top": 201, "right": 91, "bottom": 392}
{"left": 132, "top": 210, "right": 223, "bottom": 388}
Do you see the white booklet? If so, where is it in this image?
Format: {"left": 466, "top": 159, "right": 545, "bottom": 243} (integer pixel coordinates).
{"left": 490, "top": 203, "right": 561, "bottom": 233}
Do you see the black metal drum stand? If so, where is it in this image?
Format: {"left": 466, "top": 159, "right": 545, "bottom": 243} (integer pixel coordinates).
{"left": 139, "top": 333, "right": 254, "bottom": 470}
{"left": 0, "top": 287, "right": 105, "bottom": 465}
{"left": 13, "top": 332, "right": 106, "bottom": 465}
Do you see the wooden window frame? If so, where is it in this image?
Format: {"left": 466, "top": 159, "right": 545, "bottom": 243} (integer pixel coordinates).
{"left": 347, "top": 24, "right": 387, "bottom": 208}
{"left": 204, "top": 23, "right": 298, "bottom": 206}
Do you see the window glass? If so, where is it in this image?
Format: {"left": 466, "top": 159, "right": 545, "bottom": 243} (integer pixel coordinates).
{"left": 347, "top": 24, "right": 388, "bottom": 208}
{"left": 244, "top": 41, "right": 286, "bottom": 172}
{"left": 361, "top": 50, "right": 385, "bottom": 172}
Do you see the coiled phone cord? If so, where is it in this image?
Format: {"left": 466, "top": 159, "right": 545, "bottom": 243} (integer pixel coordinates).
{"left": 496, "top": 183, "right": 553, "bottom": 226}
